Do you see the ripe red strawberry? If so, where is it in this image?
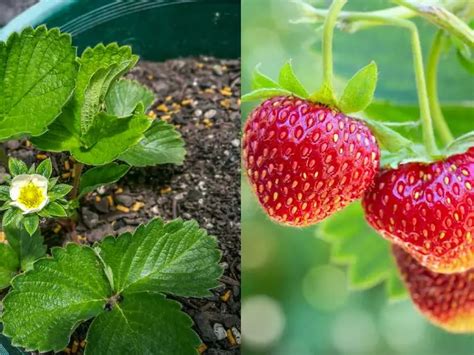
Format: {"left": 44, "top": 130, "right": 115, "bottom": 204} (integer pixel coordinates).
{"left": 242, "top": 96, "right": 380, "bottom": 226}
{"left": 363, "top": 147, "right": 474, "bottom": 273}
{"left": 393, "top": 245, "right": 474, "bottom": 333}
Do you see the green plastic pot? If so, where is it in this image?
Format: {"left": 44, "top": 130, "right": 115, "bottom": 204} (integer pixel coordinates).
{"left": 0, "top": 0, "right": 240, "bottom": 60}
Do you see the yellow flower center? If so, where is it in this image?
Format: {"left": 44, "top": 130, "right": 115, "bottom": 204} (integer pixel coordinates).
{"left": 18, "top": 182, "right": 45, "bottom": 209}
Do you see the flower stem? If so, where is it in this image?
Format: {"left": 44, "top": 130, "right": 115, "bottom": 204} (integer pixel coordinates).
{"left": 321, "top": 0, "right": 347, "bottom": 96}
{"left": 426, "top": 30, "right": 454, "bottom": 147}
{"left": 70, "top": 162, "right": 84, "bottom": 200}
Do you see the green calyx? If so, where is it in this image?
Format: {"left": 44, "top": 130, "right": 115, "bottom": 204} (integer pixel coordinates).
{"left": 242, "top": 59, "right": 378, "bottom": 115}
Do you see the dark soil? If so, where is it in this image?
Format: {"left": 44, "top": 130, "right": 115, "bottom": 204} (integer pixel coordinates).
{"left": 1, "top": 57, "right": 241, "bottom": 354}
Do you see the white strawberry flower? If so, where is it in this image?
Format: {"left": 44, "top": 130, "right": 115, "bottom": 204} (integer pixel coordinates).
{"left": 9, "top": 174, "right": 49, "bottom": 214}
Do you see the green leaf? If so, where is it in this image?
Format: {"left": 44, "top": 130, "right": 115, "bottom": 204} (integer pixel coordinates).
{"left": 43, "top": 202, "right": 67, "bottom": 217}
{"left": 85, "top": 292, "right": 200, "bottom": 355}
{"left": 30, "top": 118, "right": 81, "bottom": 153}
{"left": 252, "top": 64, "right": 280, "bottom": 90}
{"left": 22, "top": 214, "right": 39, "bottom": 236}
{"left": 0, "top": 243, "right": 19, "bottom": 289}
{"left": 0, "top": 202, "right": 11, "bottom": 211}
{"left": 76, "top": 43, "right": 139, "bottom": 135}
{"left": 363, "top": 101, "right": 474, "bottom": 166}
{"left": 338, "top": 61, "right": 378, "bottom": 113}
{"left": 34, "top": 111, "right": 151, "bottom": 166}
{"left": 31, "top": 43, "right": 145, "bottom": 166}
{"left": 4, "top": 224, "right": 46, "bottom": 271}
{"left": 365, "top": 101, "right": 474, "bottom": 143}
{"left": 35, "top": 158, "right": 52, "bottom": 178}
{"left": 76, "top": 111, "right": 151, "bottom": 165}
{"left": 105, "top": 79, "right": 155, "bottom": 117}
{"left": 79, "top": 60, "right": 138, "bottom": 136}
{"left": 48, "top": 184, "right": 73, "bottom": 200}
{"left": 0, "top": 26, "right": 77, "bottom": 141}
{"left": 241, "top": 88, "right": 293, "bottom": 102}
{"left": 278, "top": 61, "right": 309, "bottom": 98}
{"left": 2, "top": 244, "right": 111, "bottom": 353}
{"left": 317, "top": 202, "right": 406, "bottom": 300}
{"left": 362, "top": 118, "right": 415, "bottom": 153}
{"left": 95, "top": 218, "right": 222, "bottom": 296}
{"left": 8, "top": 158, "right": 27, "bottom": 176}
{"left": 2, "top": 208, "right": 20, "bottom": 227}
{"left": 444, "top": 131, "right": 474, "bottom": 156}
{"left": 120, "top": 120, "right": 186, "bottom": 167}
{"left": 0, "top": 185, "right": 10, "bottom": 201}
{"left": 79, "top": 163, "right": 130, "bottom": 198}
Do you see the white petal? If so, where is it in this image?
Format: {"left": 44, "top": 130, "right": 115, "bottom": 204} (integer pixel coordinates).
{"left": 10, "top": 174, "right": 32, "bottom": 201}
{"left": 35, "top": 196, "right": 49, "bottom": 212}
{"left": 30, "top": 174, "right": 49, "bottom": 190}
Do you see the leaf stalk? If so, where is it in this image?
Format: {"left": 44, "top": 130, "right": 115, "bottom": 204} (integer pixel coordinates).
{"left": 70, "top": 162, "right": 84, "bottom": 200}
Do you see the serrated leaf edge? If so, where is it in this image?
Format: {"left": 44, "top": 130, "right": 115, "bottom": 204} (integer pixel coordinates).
{"left": 95, "top": 217, "right": 223, "bottom": 296}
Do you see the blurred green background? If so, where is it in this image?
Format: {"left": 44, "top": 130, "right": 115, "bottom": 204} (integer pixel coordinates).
{"left": 241, "top": 0, "right": 474, "bottom": 354}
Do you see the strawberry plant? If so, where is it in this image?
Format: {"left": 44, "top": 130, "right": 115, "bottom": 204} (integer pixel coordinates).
{"left": 243, "top": 0, "right": 474, "bottom": 332}
{"left": 0, "top": 26, "right": 222, "bottom": 353}
{"left": 2, "top": 218, "right": 221, "bottom": 353}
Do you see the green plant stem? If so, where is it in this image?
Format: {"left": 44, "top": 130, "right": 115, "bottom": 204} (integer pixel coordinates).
{"left": 426, "top": 30, "right": 454, "bottom": 147}
{"left": 406, "top": 21, "right": 439, "bottom": 156}
{"left": 294, "top": 0, "right": 474, "bottom": 46}
{"left": 394, "top": 0, "right": 474, "bottom": 47}
{"left": 320, "top": 0, "right": 347, "bottom": 94}
{"left": 293, "top": 2, "right": 415, "bottom": 30}
{"left": 70, "top": 162, "right": 84, "bottom": 200}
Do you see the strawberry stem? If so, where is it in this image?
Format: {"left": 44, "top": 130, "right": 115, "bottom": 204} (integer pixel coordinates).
{"left": 296, "top": 0, "right": 474, "bottom": 47}
{"left": 394, "top": 0, "right": 474, "bottom": 47}
{"left": 405, "top": 21, "right": 439, "bottom": 156}
{"left": 320, "top": 0, "right": 347, "bottom": 99}
{"left": 309, "top": 0, "right": 347, "bottom": 106}
{"left": 426, "top": 30, "right": 454, "bottom": 146}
